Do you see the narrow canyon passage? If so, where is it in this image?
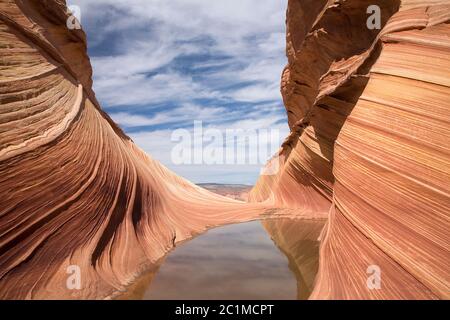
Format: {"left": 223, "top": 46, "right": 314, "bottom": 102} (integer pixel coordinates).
{"left": 0, "top": 0, "right": 448, "bottom": 300}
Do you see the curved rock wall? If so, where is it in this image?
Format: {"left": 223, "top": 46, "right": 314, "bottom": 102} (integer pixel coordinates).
{"left": 252, "top": 0, "right": 450, "bottom": 299}
{"left": 0, "top": 0, "right": 273, "bottom": 299}
{"left": 0, "top": 0, "right": 448, "bottom": 300}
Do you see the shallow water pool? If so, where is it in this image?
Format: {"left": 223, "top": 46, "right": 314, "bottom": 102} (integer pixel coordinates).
{"left": 119, "top": 218, "right": 325, "bottom": 300}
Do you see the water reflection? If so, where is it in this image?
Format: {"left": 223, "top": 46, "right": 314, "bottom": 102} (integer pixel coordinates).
{"left": 145, "top": 221, "right": 297, "bottom": 299}
{"left": 119, "top": 218, "right": 325, "bottom": 300}
{"left": 262, "top": 219, "right": 325, "bottom": 299}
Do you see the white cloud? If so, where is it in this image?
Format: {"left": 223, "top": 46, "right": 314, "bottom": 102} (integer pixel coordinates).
{"left": 130, "top": 115, "right": 289, "bottom": 184}
{"left": 69, "top": 0, "right": 288, "bottom": 107}
{"left": 93, "top": 72, "right": 213, "bottom": 107}
{"left": 110, "top": 104, "right": 228, "bottom": 128}
{"left": 231, "top": 82, "right": 281, "bottom": 103}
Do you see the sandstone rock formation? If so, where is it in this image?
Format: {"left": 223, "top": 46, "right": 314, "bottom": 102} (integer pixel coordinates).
{"left": 251, "top": 0, "right": 450, "bottom": 299}
{"left": 0, "top": 0, "right": 448, "bottom": 300}
{"left": 0, "top": 0, "right": 277, "bottom": 299}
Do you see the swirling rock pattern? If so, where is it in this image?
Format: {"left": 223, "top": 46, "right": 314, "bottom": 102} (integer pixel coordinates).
{"left": 0, "top": 0, "right": 279, "bottom": 299}
{"left": 0, "top": 0, "right": 449, "bottom": 300}
{"left": 251, "top": 0, "right": 450, "bottom": 299}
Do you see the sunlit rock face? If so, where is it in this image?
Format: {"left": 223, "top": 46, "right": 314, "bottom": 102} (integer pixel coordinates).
{"left": 251, "top": 0, "right": 449, "bottom": 299}
{"left": 0, "top": 0, "right": 448, "bottom": 300}
{"left": 0, "top": 0, "right": 274, "bottom": 299}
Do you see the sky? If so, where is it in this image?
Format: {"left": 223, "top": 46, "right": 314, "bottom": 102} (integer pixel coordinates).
{"left": 67, "top": 0, "right": 289, "bottom": 185}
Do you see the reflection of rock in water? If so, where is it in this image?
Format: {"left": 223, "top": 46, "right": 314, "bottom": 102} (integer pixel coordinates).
{"left": 262, "top": 219, "right": 326, "bottom": 299}
{"left": 138, "top": 220, "right": 298, "bottom": 300}
{"left": 114, "top": 263, "right": 162, "bottom": 300}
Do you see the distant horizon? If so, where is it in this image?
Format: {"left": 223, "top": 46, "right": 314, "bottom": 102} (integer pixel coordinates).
{"left": 196, "top": 182, "right": 253, "bottom": 186}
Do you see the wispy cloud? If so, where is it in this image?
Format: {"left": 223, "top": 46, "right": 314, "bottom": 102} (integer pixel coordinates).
{"left": 130, "top": 115, "right": 289, "bottom": 184}
{"left": 110, "top": 104, "right": 227, "bottom": 128}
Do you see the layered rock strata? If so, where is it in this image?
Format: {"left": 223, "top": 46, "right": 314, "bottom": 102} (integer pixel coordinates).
{"left": 0, "top": 0, "right": 449, "bottom": 299}
{"left": 0, "top": 0, "right": 277, "bottom": 299}
{"left": 251, "top": 0, "right": 450, "bottom": 299}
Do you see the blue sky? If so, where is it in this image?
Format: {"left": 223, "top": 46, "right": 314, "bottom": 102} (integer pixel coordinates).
{"left": 68, "top": 0, "right": 289, "bottom": 185}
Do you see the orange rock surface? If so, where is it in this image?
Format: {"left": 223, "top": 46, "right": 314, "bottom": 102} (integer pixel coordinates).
{"left": 251, "top": 0, "right": 450, "bottom": 299}
{"left": 0, "top": 0, "right": 278, "bottom": 299}
{"left": 0, "top": 0, "right": 448, "bottom": 299}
